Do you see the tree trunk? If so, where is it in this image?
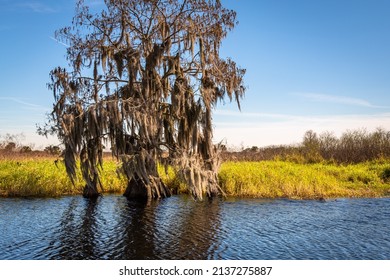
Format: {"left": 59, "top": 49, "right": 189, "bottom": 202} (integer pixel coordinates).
{"left": 123, "top": 174, "right": 171, "bottom": 200}
{"left": 82, "top": 177, "right": 101, "bottom": 199}
{"left": 82, "top": 184, "right": 100, "bottom": 199}
{"left": 123, "top": 175, "right": 148, "bottom": 199}
{"left": 206, "top": 172, "right": 220, "bottom": 198}
{"left": 122, "top": 150, "right": 172, "bottom": 200}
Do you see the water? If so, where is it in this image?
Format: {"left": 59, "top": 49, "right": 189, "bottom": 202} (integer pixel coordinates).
{"left": 1, "top": 195, "right": 389, "bottom": 259}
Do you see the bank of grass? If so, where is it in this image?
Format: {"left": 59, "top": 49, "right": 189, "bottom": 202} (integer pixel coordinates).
{"left": 219, "top": 160, "right": 390, "bottom": 199}
{"left": 1, "top": 157, "right": 390, "bottom": 199}
{"left": 0, "top": 159, "right": 117, "bottom": 197}
{"left": 0, "top": 158, "right": 183, "bottom": 197}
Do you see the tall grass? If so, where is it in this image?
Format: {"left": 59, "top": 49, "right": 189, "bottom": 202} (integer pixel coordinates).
{"left": 0, "top": 159, "right": 121, "bottom": 197}
{"left": 1, "top": 157, "right": 390, "bottom": 199}
{"left": 218, "top": 161, "right": 390, "bottom": 199}
{"left": 0, "top": 158, "right": 181, "bottom": 197}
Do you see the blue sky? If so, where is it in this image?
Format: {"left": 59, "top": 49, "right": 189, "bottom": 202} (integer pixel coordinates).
{"left": 0, "top": 0, "right": 389, "bottom": 149}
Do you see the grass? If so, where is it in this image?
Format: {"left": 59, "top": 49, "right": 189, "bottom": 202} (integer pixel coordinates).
{"left": 0, "top": 157, "right": 187, "bottom": 197}
{"left": 1, "top": 156, "right": 390, "bottom": 199}
{"left": 0, "top": 158, "right": 123, "bottom": 197}
{"left": 219, "top": 160, "right": 390, "bottom": 199}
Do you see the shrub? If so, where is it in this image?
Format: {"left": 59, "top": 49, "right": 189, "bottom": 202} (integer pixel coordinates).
{"left": 380, "top": 168, "right": 390, "bottom": 183}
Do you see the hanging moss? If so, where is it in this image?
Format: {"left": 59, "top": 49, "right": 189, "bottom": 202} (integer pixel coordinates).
{"left": 43, "top": 0, "right": 246, "bottom": 200}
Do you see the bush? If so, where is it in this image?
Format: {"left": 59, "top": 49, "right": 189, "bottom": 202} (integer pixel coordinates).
{"left": 44, "top": 145, "right": 62, "bottom": 155}
{"left": 380, "top": 168, "right": 390, "bottom": 183}
{"left": 222, "top": 128, "right": 390, "bottom": 164}
{"left": 20, "top": 146, "right": 32, "bottom": 153}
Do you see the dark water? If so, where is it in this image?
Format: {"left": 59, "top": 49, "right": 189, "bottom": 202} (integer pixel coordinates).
{"left": 1, "top": 195, "right": 389, "bottom": 260}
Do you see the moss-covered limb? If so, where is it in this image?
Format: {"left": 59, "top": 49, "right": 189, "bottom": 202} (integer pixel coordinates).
{"left": 1, "top": 158, "right": 390, "bottom": 198}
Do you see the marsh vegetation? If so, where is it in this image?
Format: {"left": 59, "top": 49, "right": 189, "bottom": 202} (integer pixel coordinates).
{"left": 1, "top": 156, "right": 389, "bottom": 199}
{"left": 224, "top": 128, "right": 390, "bottom": 164}
{"left": 1, "top": 128, "right": 390, "bottom": 199}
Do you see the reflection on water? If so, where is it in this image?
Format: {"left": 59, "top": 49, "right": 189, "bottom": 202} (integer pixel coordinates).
{"left": 0, "top": 195, "right": 390, "bottom": 260}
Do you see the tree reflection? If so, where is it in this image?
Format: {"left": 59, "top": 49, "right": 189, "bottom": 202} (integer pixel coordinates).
{"left": 117, "top": 196, "right": 222, "bottom": 259}
{"left": 53, "top": 196, "right": 223, "bottom": 259}
{"left": 158, "top": 197, "right": 223, "bottom": 259}
{"left": 55, "top": 197, "right": 99, "bottom": 259}
{"left": 107, "top": 199, "right": 158, "bottom": 259}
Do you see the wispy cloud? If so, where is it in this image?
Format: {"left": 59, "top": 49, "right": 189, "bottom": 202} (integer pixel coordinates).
{"left": 17, "top": 2, "right": 57, "bottom": 13}
{"left": 215, "top": 109, "right": 390, "bottom": 126}
{"left": 215, "top": 109, "right": 308, "bottom": 122}
{"left": 0, "top": 97, "right": 49, "bottom": 111}
{"left": 213, "top": 109, "right": 390, "bottom": 147}
{"left": 0, "top": 25, "right": 11, "bottom": 31}
{"left": 85, "top": 0, "right": 104, "bottom": 7}
{"left": 49, "top": 36, "right": 70, "bottom": 48}
{"left": 0, "top": 97, "right": 51, "bottom": 145}
{"left": 293, "top": 92, "right": 389, "bottom": 108}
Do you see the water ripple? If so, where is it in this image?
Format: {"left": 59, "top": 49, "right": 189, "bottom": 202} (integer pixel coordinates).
{"left": 1, "top": 196, "right": 390, "bottom": 259}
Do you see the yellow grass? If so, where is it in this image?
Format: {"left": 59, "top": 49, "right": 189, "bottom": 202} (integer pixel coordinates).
{"left": 1, "top": 157, "right": 390, "bottom": 199}
{"left": 0, "top": 158, "right": 181, "bottom": 197}
{"left": 219, "top": 160, "right": 390, "bottom": 199}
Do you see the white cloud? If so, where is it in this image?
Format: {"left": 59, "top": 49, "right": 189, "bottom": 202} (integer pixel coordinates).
{"left": 292, "top": 92, "right": 389, "bottom": 108}
{"left": 17, "top": 2, "right": 57, "bottom": 13}
{"left": 213, "top": 110, "right": 390, "bottom": 147}
{"left": 215, "top": 109, "right": 309, "bottom": 122}
{"left": 0, "top": 128, "right": 59, "bottom": 149}
{"left": 0, "top": 97, "right": 51, "bottom": 148}
{"left": 0, "top": 97, "right": 50, "bottom": 111}
{"left": 84, "top": 0, "right": 104, "bottom": 7}
{"left": 49, "top": 36, "right": 70, "bottom": 48}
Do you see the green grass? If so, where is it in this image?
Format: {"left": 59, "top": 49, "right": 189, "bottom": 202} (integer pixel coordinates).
{"left": 0, "top": 158, "right": 124, "bottom": 197}
{"left": 1, "top": 157, "right": 390, "bottom": 199}
{"left": 219, "top": 160, "right": 390, "bottom": 199}
{"left": 0, "top": 158, "right": 185, "bottom": 197}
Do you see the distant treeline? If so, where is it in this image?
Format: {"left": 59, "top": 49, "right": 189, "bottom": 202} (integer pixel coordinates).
{"left": 2, "top": 128, "right": 390, "bottom": 164}
{"left": 223, "top": 128, "right": 390, "bottom": 164}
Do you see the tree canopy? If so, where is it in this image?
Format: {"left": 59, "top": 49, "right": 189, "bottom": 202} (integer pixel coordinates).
{"left": 43, "top": 0, "right": 246, "bottom": 199}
